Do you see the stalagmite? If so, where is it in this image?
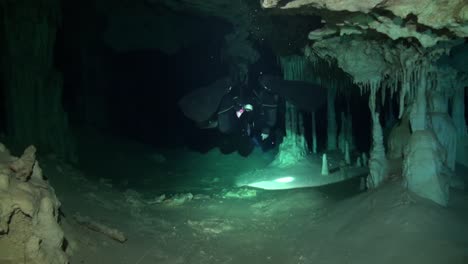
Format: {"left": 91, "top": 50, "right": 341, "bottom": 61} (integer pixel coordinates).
{"left": 362, "top": 153, "right": 368, "bottom": 166}
{"left": 273, "top": 102, "right": 306, "bottom": 167}
{"left": 367, "top": 82, "right": 388, "bottom": 189}
{"left": 360, "top": 177, "right": 366, "bottom": 191}
{"left": 356, "top": 156, "right": 362, "bottom": 167}
{"left": 321, "top": 153, "right": 329, "bottom": 175}
{"left": 345, "top": 141, "right": 351, "bottom": 165}
{"left": 272, "top": 56, "right": 309, "bottom": 167}
{"left": 311, "top": 111, "right": 317, "bottom": 154}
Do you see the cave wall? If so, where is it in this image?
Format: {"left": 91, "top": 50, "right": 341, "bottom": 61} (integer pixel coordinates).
{"left": 0, "top": 0, "right": 75, "bottom": 161}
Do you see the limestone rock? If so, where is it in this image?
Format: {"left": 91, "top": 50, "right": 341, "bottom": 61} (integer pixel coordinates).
{"left": 264, "top": 0, "right": 468, "bottom": 41}
{"left": 9, "top": 145, "right": 37, "bottom": 181}
{"left": 0, "top": 142, "right": 8, "bottom": 154}
{"left": 0, "top": 145, "right": 68, "bottom": 264}
{"left": 310, "top": 36, "right": 398, "bottom": 84}
{"left": 0, "top": 172, "right": 9, "bottom": 190}
{"left": 367, "top": 15, "right": 449, "bottom": 48}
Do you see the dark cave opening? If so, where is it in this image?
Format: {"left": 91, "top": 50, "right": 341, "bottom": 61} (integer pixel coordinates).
{"left": 58, "top": 4, "right": 234, "bottom": 149}
{"left": 0, "top": 11, "right": 5, "bottom": 137}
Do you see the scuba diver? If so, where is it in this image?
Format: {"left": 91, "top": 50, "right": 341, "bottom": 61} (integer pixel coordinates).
{"left": 229, "top": 78, "right": 280, "bottom": 151}
{"left": 178, "top": 71, "right": 281, "bottom": 152}
{"left": 208, "top": 74, "right": 280, "bottom": 152}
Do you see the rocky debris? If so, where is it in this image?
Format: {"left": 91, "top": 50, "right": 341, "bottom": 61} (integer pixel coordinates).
{"left": 187, "top": 218, "right": 234, "bottom": 236}
{"left": 163, "top": 193, "right": 194, "bottom": 206}
{"left": 0, "top": 144, "right": 69, "bottom": 264}
{"left": 73, "top": 214, "right": 127, "bottom": 243}
{"left": 124, "top": 189, "right": 146, "bottom": 208}
{"left": 222, "top": 188, "right": 257, "bottom": 199}
{"left": 147, "top": 194, "right": 166, "bottom": 204}
{"left": 193, "top": 194, "right": 211, "bottom": 200}
{"left": 125, "top": 190, "right": 202, "bottom": 208}
{"left": 147, "top": 193, "right": 210, "bottom": 204}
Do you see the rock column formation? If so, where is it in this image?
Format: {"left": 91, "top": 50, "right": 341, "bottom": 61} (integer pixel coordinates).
{"left": 1, "top": 0, "right": 76, "bottom": 161}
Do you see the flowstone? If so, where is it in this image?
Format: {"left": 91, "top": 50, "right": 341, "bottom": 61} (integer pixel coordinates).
{"left": 0, "top": 144, "right": 68, "bottom": 264}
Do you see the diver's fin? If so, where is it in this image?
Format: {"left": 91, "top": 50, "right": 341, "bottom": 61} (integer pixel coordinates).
{"left": 254, "top": 89, "right": 278, "bottom": 127}
{"left": 178, "top": 77, "right": 231, "bottom": 123}
{"left": 196, "top": 119, "right": 218, "bottom": 129}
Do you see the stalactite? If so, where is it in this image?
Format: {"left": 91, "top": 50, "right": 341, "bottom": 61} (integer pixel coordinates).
{"left": 385, "top": 94, "right": 395, "bottom": 128}
{"left": 409, "top": 62, "right": 429, "bottom": 131}
{"left": 399, "top": 69, "right": 409, "bottom": 119}
{"left": 306, "top": 38, "right": 455, "bottom": 204}
{"left": 327, "top": 80, "right": 337, "bottom": 150}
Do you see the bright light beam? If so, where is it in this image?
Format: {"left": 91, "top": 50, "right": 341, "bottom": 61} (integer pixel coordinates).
{"left": 274, "top": 176, "right": 294, "bottom": 183}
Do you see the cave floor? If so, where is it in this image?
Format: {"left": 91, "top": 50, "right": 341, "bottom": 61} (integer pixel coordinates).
{"left": 41, "top": 128, "right": 468, "bottom": 264}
